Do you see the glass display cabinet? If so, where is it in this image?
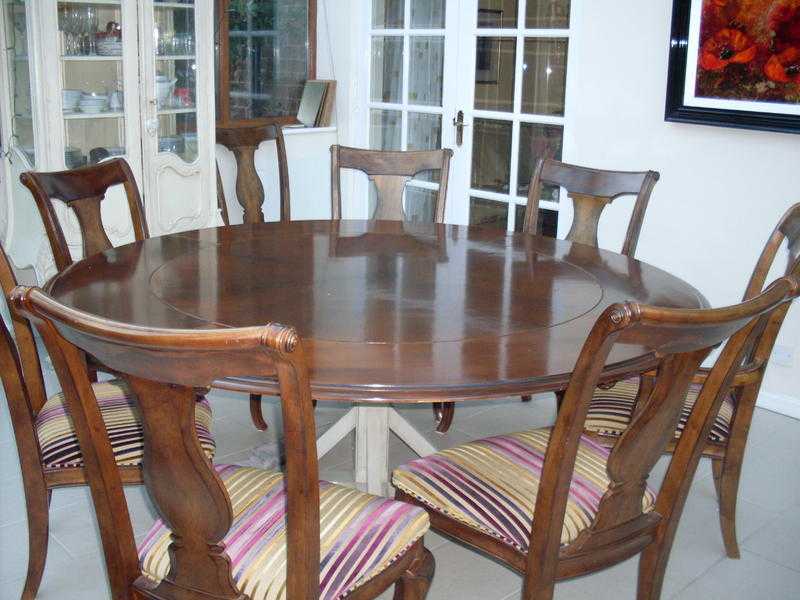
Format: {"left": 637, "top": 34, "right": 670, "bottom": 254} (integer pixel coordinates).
{"left": 0, "top": 0, "right": 217, "bottom": 281}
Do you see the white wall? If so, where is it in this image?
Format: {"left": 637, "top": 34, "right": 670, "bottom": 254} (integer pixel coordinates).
{"left": 564, "top": 1, "right": 799, "bottom": 413}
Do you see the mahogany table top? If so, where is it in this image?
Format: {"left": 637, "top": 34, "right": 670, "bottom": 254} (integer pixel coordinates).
{"left": 46, "top": 220, "right": 707, "bottom": 402}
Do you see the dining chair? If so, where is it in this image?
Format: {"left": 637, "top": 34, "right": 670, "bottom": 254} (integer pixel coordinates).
{"left": 216, "top": 123, "right": 291, "bottom": 226}
{"left": 392, "top": 273, "right": 799, "bottom": 600}
{"left": 20, "top": 158, "right": 148, "bottom": 272}
{"left": 520, "top": 158, "right": 660, "bottom": 255}
{"left": 0, "top": 244, "right": 215, "bottom": 600}
{"left": 12, "top": 286, "right": 436, "bottom": 600}
{"left": 330, "top": 145, "right": 453, "bottom": 222}
{"left": 433, "top": 159, "right": 662, "bottom": 432}
{"left": 583, "top": 201, "right": 800, "bottom": 559}
{"left": 217, "top": 124, "right": 292, "bottom": 431}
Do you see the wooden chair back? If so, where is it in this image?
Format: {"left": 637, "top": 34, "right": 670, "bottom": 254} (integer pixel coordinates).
{"left": 0, "top": 244, "right": 48, "bottom": 415}
{"left": 216, "top": 124, "right": 291, "bottom": 224}
{"left": 520, "top": 275, "right": 798, "bottom": 596}
{"left": 522, "top": 159, "right": 659, "bottom": 256}
{"left": 330, "top": 145, "right": 453, "bottom": 222}
{"left": 736, "top": 203, "right": 800, "bottom": 371}
{"left": 20, "top": 158, "right": 148, "bottom": 272}
{"left": 12, "top": 287, "right": 319, "bottom": 600}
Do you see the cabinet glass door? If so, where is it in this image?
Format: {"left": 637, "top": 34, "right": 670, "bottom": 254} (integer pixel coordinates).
{"left": 153, "top": 0, "right": 197, "bottom": 163}
{"left": 4, "top": 0, "right": 36, "bottom": 165}
{"left": 142, "top": 0, "right": 214, "bottom": 235}
{"left": 57, "top": 0, "right": 127, "bottom": 168}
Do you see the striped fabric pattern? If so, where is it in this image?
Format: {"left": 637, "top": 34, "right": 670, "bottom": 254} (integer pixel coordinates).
{"left": 392, "top": 428, "right": 656, "bottom": 551}
{"left": 138, "top": 464, "right": 430, "bottom": 600}
{"left": 584, "top": 377, "right": 734, "bottom": 443}
{"left": 35, "top": 379, "right": 215, "bottom": 469}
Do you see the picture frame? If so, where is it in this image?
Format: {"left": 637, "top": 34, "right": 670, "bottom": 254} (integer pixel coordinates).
{"left": 665, "top": 0, "right": 800, "bottom": 135}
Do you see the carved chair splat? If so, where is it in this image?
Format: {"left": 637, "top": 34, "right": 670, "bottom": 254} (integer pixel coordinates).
{"left": 522, "top": 159, "right": 660, "bottom": 256}
{"left": 12, "top": 287, "right": 436, "bottom": 600}
{"left": 394, "top": 274, "right": 800, "bottom": 600}
{"left": 20, "top": 158, "right": 148, "bottom": 272}
{"left": 584, "top": 202, "right": 800, "bottom": 559}
{"left": 330, "top": 145, "right": 453, "bottom": 223}
{"left": 216, "top": 124, "right": 291, "bottom": 225}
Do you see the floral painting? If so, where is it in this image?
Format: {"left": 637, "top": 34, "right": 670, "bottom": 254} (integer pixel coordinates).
{"left": 695, "top": 0, "right": 800, "bottom": 105}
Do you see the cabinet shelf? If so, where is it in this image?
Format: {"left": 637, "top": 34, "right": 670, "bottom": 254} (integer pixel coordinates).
{"left": 156, "top": 55, "right": 196, "bottom": 61}
{"left": 60, "top": 0, "right": 122, "bottom": 5}
{"left": 158, "top": 107, "right": 196, "bottom": 115}
{"left": 64, "top": 111, "right": 124, "bottom": 120}
{"left": 62, "top": 55, "right": 123, "bottom": 62}
{"left": 154, "top": 2, "right": 195, "bottom": 9}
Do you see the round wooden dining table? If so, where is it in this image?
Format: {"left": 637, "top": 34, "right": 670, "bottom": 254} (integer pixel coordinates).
{"left": 46, "top": 219, "right": 707, "bottom": 494}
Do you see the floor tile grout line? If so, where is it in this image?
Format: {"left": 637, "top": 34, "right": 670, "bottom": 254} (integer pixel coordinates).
{"left": 737, "top": 545, "right": 800, "bottom": 574}
{"left": 50, "top": 531, "right": 78, "bottom": 560}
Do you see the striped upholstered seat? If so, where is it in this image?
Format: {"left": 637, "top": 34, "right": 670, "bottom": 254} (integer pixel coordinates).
{"left": 35, "top": 379, "right": 215, "bottom": 469}
{"left": 584, "top": 377, "right": 734, "bottom": 444}
{"left": 392, "top": 428, "right": 656, "bottom": 551}
{"left": 139, "top": 464, "right": 429, "bottom": 600}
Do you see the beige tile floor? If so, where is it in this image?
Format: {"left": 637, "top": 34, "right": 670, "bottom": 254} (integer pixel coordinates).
{"left": 1, "top": 383, "right": 799, "bottom": 599}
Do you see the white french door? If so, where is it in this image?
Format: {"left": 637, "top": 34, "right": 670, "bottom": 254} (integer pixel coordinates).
{"left": 367, "top": 0, "right": 573, "bottom": 233}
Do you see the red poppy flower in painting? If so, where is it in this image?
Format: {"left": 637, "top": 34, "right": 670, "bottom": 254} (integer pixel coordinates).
{"left": 768, "top": 2, "right": 800, "bottom": 51}
{"left": 699, "top": 28, "right": 758, "bottom": 70}
{"left": 764, "top": 46, "right": 800, "bottom": 82}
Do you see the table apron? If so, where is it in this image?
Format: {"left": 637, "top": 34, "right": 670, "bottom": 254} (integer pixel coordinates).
{"left": 211, "top": 354, "right": 658, "bottom": 402}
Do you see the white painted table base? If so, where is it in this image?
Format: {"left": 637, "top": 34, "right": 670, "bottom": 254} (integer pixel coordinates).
{"left": 316, "top": 406, "right": 437, "bottom": 495}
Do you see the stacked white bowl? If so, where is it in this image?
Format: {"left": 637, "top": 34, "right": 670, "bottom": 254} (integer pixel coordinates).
{"left": 79, "top": 93, "right": 108, "bottom": 114}
{"left": 97, "top": 38, "right": 123, "bottom": 56}
{"left": 62, "top": 89, "right": 82, "bottom": 114}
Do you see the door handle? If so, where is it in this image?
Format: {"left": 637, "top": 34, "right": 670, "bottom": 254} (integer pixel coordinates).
{"left": 452, "top": 110, "right": 468, "bottom": 147}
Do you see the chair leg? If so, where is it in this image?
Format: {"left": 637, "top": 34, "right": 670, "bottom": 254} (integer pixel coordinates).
{"left": 712, "top": 455, "right": 743, "bottom": 559}
{"left": 21, "top": 486, "right": 51, "bottom": 600}
{"left": 249, "top": 393, "right": 268, "bottom": 431}
{"left": 637, "top": 539, "right": 670, "bottom": 600}
{"left": 393, "top": 542, "right": 435, "bottom": 600}
{"left": 521, "top": 395, "right": 531, "bottom": 402}
{"left": 432, "top": 402, "right": 454, "bottom": 433}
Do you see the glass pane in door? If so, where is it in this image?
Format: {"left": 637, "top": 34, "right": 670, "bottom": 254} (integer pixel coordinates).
{"left": 470, "top": 197, "right": 508, "bottom": 229}
{"left": 373, "top": 0, "right": 404, "bottom": 29}
{"left": 525, "top": 0, "right": 570, "bottom": 28}
{"left": 516, "top": 122, "right": 562, "bottom": 198}
{"left": 4, "top": 0, "right": 35, "bottom": 165}
{"left": 477, "top": 0, "right": 517, "bottom": 28}
{"left": 474, "top": 37, "right": 516, "bottom": 112}
{"left": 521, "top": 38, "right": 568, "bottom": 116}
{"left": 369, "top": 109, "right": 402, "bottom": 150}
{"left": 471, "top": 119, "right": 512, "bottom": 193}
{"left": 411, "top": 0, "right": 445, "bottom": 28}
{"left": 408, "top": 36, "right": 444, "bottom": 106}
{"left": 405, "top": 186, "right": 437, "bottom": 223}
{"left": 154, "top": 2, "right": 198, "bottom": 162}
{"left": 370, "top": 36, "right": 403, "bottom": 103}
{"left": 58, "top": 0, "right": 126, "bottom": 168}
{"left": 408, "top": 112, "right": 442, "bottom": 182}
{"left": 513, "top": 203, "right": 557, "bottom": 236}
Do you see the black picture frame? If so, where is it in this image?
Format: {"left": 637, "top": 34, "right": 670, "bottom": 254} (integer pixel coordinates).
{"left": 664, "top": 0, "right": 800, "bottom": 135}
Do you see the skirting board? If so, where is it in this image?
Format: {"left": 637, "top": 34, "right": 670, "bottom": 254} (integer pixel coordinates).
{"left": 757, "top": 392, "right": 800, "bottom": 420}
